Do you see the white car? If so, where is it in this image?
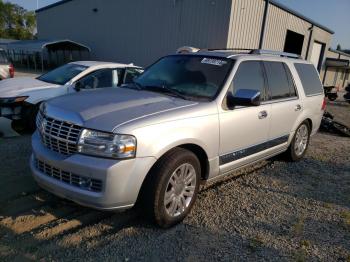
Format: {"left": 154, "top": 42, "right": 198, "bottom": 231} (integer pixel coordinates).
{"left": 0, "top": 61, "right": 143, "bottom": 133}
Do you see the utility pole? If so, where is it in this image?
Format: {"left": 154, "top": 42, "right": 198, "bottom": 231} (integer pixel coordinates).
{"left": 37, "top": 0, "right": 39, "bottom": 9}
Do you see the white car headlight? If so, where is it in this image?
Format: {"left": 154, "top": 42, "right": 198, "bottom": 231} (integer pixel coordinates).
{"left": 78, "top": 129, "right": 136, "bottom": 159}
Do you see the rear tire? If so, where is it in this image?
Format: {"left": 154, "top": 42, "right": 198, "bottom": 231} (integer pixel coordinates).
{"left": 141, "top": 147, "right": 201, "bottom": 228}
{"left": 285, "top": 121, "right": 310, "bottom": 162}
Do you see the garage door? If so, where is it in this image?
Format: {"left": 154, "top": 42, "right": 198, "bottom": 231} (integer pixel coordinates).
{"left": 310, "top": 42, "right": 323, "bottom": 70}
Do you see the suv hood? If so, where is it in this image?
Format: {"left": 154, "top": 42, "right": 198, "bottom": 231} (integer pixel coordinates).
{"left": 0, "top": 77, "right": 60, "bottom": 97}
{"left": 45, "top": 88, "right": 197, "bottom": 132}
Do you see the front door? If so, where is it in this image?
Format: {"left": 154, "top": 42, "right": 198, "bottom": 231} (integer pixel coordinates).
{"left": 219, "top": 61, "right": 271, "bottom": 174}
{"left": 68, "top": 68, "right": 119, "bottom": 93}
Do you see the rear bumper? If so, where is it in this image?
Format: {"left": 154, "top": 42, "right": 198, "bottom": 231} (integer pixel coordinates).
{"left": 30, "top": 131, "right": 157, "bottom": 210}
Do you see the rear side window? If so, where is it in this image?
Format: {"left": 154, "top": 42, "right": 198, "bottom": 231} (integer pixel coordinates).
{"left": 264, "top": 61, "right": 294, "bottom": 100}
{"left": 230, "top": 61, "right": 266, "bottom": 100}
{"left": 294, "top": 63, "right": 323, "bottom": 96}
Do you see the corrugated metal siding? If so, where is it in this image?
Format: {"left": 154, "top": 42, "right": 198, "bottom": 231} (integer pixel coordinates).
{"left": 262, "top": 4, "right": 310, "bottom": 58}
{"left": 227, "top": 0, "right": 312, "bottom": 56}
{"left": 227, "top": 0, "right": 265, "bottom": 48}
{"left": 37, "top": 0, "right": 232, "bottom": 66}
{"left": 323, "top": 51, "right": 350, "bottom": 89}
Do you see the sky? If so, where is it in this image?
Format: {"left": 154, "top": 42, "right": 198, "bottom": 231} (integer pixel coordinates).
{"left": 5, "top": 0, "right": 350, "bottom": 49}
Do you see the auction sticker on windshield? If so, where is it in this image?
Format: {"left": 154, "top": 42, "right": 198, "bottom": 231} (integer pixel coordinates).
{"left": 201, "top": 58, "right": 227, "bottom": 66}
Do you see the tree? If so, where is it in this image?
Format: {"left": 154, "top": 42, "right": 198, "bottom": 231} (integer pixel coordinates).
{"left": 336, "top": 44, "right": 342, "bottom": 51}
{"left": 0, "top": 0, "right": 36, "bottom": 40}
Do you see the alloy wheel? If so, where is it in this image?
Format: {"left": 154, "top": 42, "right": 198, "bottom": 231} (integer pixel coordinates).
{"left": 164, "top": 163, "right": 197, "bottom": 217}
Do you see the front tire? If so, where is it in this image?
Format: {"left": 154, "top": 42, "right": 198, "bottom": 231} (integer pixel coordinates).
{"left": 12, "top": 104, "right": 40, "bottom": 134}
{"left": 142, "top": 148, "right": 201, "bottom": 228}
{"left": 285, "top": 121, "right": 310, "bottom": 162}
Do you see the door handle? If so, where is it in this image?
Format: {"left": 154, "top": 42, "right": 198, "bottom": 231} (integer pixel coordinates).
{"left": 258, "top": 110, "right": 268, "bottom": 119}
{"left": 295, "top": 104, "right": 302, "bottom": 111}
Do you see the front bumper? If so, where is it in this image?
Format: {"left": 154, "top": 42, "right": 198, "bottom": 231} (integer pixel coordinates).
{"left": 0, "top": 103, "right": 23, "bottom": 120}
{"left": 30, "top": 131, "right": 157, "bottom": 210}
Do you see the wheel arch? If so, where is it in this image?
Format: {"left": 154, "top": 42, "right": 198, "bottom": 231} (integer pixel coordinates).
{"left": 135, "top": 143, "right": 210, "bottom": 206}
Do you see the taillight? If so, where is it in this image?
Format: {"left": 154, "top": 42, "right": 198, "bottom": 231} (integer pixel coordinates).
{"left": 321, "top": 97, "right": 326, "bottom": 111}
{"left": 9, "top": 64, "right": 14, "bottom": 78}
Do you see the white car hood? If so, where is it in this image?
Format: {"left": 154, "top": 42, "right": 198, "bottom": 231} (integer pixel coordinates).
{"left": 0, "top": 77, "right": 60, "bottom": 97}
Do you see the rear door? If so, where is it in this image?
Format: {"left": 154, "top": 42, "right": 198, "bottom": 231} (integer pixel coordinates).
{"left": 219, "top": 60, "right": 271, "bottom": 173}
{"left": 263, "top": 61, "right": 301, "bottom": 147}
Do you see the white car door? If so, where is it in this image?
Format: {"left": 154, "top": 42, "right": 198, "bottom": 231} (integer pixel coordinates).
{"left": 219, "top": 61, "right": 271, "bottom": 174}
{"left": 68, "top": 69, "right": 118, "bottom": 93}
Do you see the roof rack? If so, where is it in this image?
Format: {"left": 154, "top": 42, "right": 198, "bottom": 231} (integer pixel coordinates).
{"left": 249, "top": 49, "right": 302, "bottom": 59}
{"left": 203, "top": 48, "right": 301, "bottom": 59}
{"left": 205, "top": 48, "right": 253, "bottom": 52}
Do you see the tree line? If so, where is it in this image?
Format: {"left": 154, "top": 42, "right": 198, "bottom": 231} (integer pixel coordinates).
{"left": 0, "top": 0, "right": 36, "bottom": 40}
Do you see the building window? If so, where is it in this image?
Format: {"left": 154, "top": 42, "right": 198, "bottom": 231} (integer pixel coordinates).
{"left": 284, "top": 30, "right": 305, "bottom": 56}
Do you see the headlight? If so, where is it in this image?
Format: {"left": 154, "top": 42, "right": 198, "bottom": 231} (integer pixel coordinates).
{"left": 0, "top": 96, "right": 28, "bottom": 104}
{"left": 78, "top": 129, "right": 137, "bottom": 159}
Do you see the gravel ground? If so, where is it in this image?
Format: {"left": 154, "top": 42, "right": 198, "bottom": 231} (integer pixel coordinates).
{"left": 0, "top": 101, "right": 349, "bottom": 262}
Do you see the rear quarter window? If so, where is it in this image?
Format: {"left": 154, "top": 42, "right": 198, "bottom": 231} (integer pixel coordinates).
{"left": 294, "top": 63, "right": 323, "bottom": 96}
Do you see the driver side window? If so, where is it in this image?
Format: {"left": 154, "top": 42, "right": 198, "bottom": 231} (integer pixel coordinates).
{"left": 78, "top": 69, "right": 114, "bottom": 89}
{"left": 229, "top": 61, "right": 267, "bottom": 101}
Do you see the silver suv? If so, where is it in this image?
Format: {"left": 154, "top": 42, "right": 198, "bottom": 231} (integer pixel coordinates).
{"left": 31, "top": 49, "right": 325, "bottom": 227}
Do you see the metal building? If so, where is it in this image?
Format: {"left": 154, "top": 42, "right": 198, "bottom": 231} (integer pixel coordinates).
{"left": 323, "top": 49, "right": 350, "bottom": 90}
{"left": 36, "top": 0, "right": 335, "bottom": 80}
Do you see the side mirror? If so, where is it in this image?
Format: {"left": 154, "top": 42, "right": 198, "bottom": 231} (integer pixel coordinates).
{"left": 74, "top": 81, "right": 82, "bottom": 92}
{"left": 227, "top": 89, "right": 261, "bottom": 108}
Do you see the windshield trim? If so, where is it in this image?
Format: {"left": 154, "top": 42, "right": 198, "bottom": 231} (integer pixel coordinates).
{"left": 134, "top": 54, "right": 235, "bottom": 102}
{"left": 37, "top": 63, "right": 88, "bottom": 85}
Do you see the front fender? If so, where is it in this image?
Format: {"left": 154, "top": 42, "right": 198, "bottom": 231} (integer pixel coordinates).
{"left": 131, "top": 114, "right": 220, "bottom": 160}
{"left": 24, "top": 86, "right": 67, "bottom": 105}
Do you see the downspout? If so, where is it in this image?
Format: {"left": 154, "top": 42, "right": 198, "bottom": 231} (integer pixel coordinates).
{"left": 259, "top": 0, "right": 270, "bottom": 49}
{"left": 305, "top": 25, "right": 314, "bottom": 60}
{"left": 322, "top": 66, "right": 328, "bottom": 85}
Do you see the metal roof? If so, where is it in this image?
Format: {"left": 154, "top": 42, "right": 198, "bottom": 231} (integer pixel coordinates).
{"left": 6, "top": 39, "right": 91, "bottom": 52}
{"left": 36, "top": 0, "right": 334, "bottom": 34}
{"left": 328, "top": 49, "right": 350, "bottom": 58}
{"left": 36, "top": 0, "right": 73, "bottom": 13}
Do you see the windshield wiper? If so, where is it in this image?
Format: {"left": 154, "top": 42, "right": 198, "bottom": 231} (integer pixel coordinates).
{"left": 143, "top": 85, "right": 190, "bottom": 100}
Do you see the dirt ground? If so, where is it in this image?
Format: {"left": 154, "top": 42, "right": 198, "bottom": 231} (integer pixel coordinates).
{"left": 0, "top": 100, "right": 349, "bottom": 261}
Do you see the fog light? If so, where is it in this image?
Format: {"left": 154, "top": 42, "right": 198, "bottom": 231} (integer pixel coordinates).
{"left": 79, "top": 177, "right": 92, "bottom": 189}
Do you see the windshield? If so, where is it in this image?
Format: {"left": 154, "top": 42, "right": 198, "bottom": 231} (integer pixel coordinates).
{"left": 134, "top": 55, "right": 234, "bottom": 100}
{"left": 37, "top": 63, "right": 88, "bottom": 85}
{"left": 0, "top": 50, "right": 8, "bottom": 64}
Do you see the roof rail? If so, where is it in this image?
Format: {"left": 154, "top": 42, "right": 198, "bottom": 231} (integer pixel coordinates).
{"left": 250, "top": 49, "right": 302, "bottom": 59}
{"left": 205, "top": 48, "right": 253, "bottom": 52}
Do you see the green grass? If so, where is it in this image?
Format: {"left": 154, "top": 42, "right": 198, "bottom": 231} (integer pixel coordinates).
{"left": 340, "top": 211, "right": 350, "bottom": 229}
{"left": 248, "top": 236, "right": 264, "bottom": 252}
{"left": 292, "top": 217, "right": 305, "bottom": 236}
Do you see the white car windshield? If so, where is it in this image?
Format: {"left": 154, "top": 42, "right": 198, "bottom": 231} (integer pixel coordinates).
{"left": 37, "top": 63, "right": 88, "bottom": 85}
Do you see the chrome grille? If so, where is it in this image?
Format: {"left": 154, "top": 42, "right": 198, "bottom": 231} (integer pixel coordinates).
{"left": 34, "top": 157, "right": 103, "bottom": 192}
{"left": 37, "top": 111, "right": 82, "bottom": 155}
